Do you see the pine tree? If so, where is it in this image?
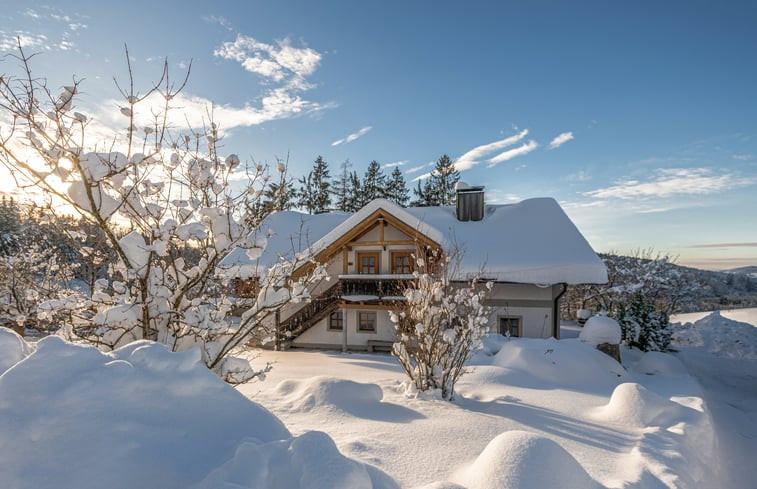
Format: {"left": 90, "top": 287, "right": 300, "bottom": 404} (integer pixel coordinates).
{"left": 386, "top": 167, "right": 410, "bottom": 207}
{"left": 431, "top": 154, "right": 459, "bottom": 206}
{"left": 333, "top": 159, "right": 352, "bottom": 212}
{"left": 411, "top": 179, "right": 434, "bottom": 207}
{"left": 296, "top": 173, "right": 317, "bottom": 214}
{"left": 297, "top": 156, "right": 332, "bottom": 214}
{"left": 362, "top": 160, "right": 386, "bottom": 202}
{"left": 411, "top": 154, "right": 460, "bottom": 206}
{"left": 344, "top": 171, "right": 364, "bottom": 212}
{"left": 0, "top": 195, "right": 21, "bottom": 254}
{"left": 311, "top": 155, "right": 332, "bottom": 213}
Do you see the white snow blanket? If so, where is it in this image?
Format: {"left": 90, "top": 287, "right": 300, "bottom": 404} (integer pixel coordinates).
{"left": 0, "top": 329, "right": 395, "bottom": 489}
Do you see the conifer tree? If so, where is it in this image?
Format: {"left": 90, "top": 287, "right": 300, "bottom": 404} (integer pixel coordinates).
{"left": 411, "top": 154, "right": 459, "bottom": 206}
{"left": 411, "top": 179, "right": 434, "bottom": 207}
{"left": 386, "top": 166, "right": 410, "bottom": 207}
{"left": 431, "top": 154, "right": 459, "bottom": 206}
{"left": 333, "top": 159, "right": 352, "bottom": 212}
{"left": 297, "top": 155, "right": 332, "bottom": 214}
{"left": 362, "top": 160, "right": 386, "bottom": 202}
{"left": 344, "top": 170, "right": 364, "bottom": 212}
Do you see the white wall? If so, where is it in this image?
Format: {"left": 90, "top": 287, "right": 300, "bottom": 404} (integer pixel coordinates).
{"left": 292, "top": 308, "right": 396, "bottom": 348}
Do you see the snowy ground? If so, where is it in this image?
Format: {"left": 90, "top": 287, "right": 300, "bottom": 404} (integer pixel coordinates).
{"left": 1, "top": 309, "right": 755, "bottom": 488}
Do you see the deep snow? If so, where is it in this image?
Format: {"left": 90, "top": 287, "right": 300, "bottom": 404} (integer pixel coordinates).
{"left": 0, "top": 308, "right": 755, "bottom": 488}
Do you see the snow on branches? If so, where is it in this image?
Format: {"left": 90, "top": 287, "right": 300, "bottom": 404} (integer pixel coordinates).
{"left": 390, "top": 249, "right": 492, "bottom": 400}
{"left": 0, "top": 43, "right": 309, "bottom": 382}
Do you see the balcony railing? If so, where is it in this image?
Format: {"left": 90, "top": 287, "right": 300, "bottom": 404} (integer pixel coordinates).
{"left": 338, "top": 274, "right": 414, "bottom": 301}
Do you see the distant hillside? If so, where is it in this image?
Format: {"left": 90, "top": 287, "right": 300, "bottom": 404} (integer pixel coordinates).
{"left": 665, "top": 263, "right": 757, "bottom": 312}
{"left": 724, "top": 265, "right": 757, "bottom": 279}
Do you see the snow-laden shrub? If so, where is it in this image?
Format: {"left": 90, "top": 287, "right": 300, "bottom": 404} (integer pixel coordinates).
{"left": 0, "top": 45, "right": 321, "bottom": 382}
{"left": 615, "top": 292, "right": 671, "bottom": 352}
{"left": 389, "top": 251, "right": 491, "bottom": 400}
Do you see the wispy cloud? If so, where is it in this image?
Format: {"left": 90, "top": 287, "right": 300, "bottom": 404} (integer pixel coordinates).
{"left": 213, "top": 33, "right": 331, "bottom": 126}
{"left": 214, "top": 34, "right": 321, "bottom": 90}
{"left": 689, "top": 242, "right": 757, "bottom": 249}
{"left": 0, "top": 31, "right": 49, "bottom": 51}
{"left": 567, "top": 170, "right": 591, "bottom": 182}
{"left": 93, "top": 90, "right": 328, "bottom": 138}
{"left": 453, "top": 129, "right": 529, "bottom": 172}
{"left": 405, "top": 162, "right": 434, "bottom": 175}
{"left": 732, "top": 154, "right": 753, "bottom": 161}
{"left": 203, "top": 15, "right": 233, "bottom": 31}
{"left": 487, "top": 140, "right": 539, "bottom": 167}
{"left": 1, "top": 7, "right": 88, "bottom": 52}
{"left": 548, "top": 131, "right": 574, "bottom": 149}
{"left": 382, "top": 160, "right": 408, "bottom": 168}
{"left": 331, "top": 126, "right": 372, "bottom": 146}
{"left": 584, "top": 168, "right": 756, "bottom": 200}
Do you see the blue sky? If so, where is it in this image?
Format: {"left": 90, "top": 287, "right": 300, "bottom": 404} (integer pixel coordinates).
{"left": 1, "top": 0, "right": 756, "bottom": 269}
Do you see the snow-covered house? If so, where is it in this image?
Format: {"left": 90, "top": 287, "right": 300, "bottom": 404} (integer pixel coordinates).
{"left": 222, "top": 186, "right": 607, "bottom": 351}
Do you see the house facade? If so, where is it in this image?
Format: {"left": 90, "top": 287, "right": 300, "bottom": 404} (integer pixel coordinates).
{"left": 221, "top": 186, "right": 608, "bottom": 351}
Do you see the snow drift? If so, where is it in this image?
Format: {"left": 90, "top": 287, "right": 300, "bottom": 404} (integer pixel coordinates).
{"left": 0, "top": 330, "right": 394, "bottom": 489}
{"left": 454, "top": 430, "right": 600, "bottom": 489}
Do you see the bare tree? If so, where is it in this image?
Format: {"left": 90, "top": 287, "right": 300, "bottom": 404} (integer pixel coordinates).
{"left": 0, "top": 42, "right": 321, "bottom": 381}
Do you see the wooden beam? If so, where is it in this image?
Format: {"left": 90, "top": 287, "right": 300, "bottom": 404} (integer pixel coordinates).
{"left": 351, "top": 240, "right": 418, "bottom": 247}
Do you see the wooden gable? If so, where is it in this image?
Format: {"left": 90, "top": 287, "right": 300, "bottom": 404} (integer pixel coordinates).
{"left": 291, "top": 208, "right": 441, "bottom": 280}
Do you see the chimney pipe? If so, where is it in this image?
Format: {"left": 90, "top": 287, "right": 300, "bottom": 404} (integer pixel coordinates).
{"left": 455, "top": 182, "right": 485, "bottom": 221}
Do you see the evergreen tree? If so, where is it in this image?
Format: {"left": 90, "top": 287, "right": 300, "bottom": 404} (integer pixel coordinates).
{"left": 431, "top": 154, "right": 459, "bottom": 206}
{"left": 344, "top": 171, "right": 364, "bottom": 212}
{"left": 265, "top": 179, "right": 295, "bottom": 212}
{"left": 297, "top": 156, "right": 332, "bottom": 214}
{"left": 296, "top": 173, "right": 318, "bottom": 214}
{"left": 411, "top": 154, "right": 460, "bottom": 206}
{"left": 386, "top": 167, "right": 410, "bottom": 207}
{"left": 0, "top": 195, "right": 21, "bottom": 254}
{"left": 411, "top": 179, "right": 434, "bottom": 207}
{"left": 362, "top": 160, "right": 386, "bottom": 202}
{"left": 333, "top": 159, "right": 352, "bottom": 212}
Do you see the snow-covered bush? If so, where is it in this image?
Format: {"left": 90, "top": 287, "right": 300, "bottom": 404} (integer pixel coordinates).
{"left": 0, "top": 44, "right": 317, "bottom": 381}
{"left": 0, "top": 242, "right": 76, "bottom": 334}
{"left": 615, "top": 292, "right": 671, "bottom": 351}
{"left": 389, "top": 250, "right": 491, "bottom": 400}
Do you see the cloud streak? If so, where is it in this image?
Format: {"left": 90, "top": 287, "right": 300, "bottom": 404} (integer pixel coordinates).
{"left": 487, "top": 140, "right": 539, "bottom": 167}
{"left": 331, "top": 126, "right": 372, "bottom": 146}
{"left": 689, "top": 242, "right": 757, "bottom": 249}
{"left": 549, "top": 131, "right": 574, "bottom": 149}
{"left": 584, "top": 168, "right": 756, "bottom": 200}
{"left": 382, "top": 160, "right": 408, "bottom": 168}
{"left": 453, "top": 129, "right": 529, "bottom": 171}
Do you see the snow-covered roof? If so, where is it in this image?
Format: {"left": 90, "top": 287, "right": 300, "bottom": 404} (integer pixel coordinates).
{"left": 220, "top": 197, "right": 608, "bottom": 284}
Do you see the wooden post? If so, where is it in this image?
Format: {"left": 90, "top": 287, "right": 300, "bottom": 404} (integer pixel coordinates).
{"left": 275, "top": 310, "right": 281, "bottom": 351}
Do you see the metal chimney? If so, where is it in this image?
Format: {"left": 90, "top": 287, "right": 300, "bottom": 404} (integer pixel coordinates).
{"left": 455, "top": 182, "right": 485, "bottom": 221}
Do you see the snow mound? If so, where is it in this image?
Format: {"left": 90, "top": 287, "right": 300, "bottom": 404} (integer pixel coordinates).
{"left": 276, "top": 376, "right": 383, "bottom": 413}
{"left": 0, "top": 327, "right": 33, "bottom": 374}
{"left": 491, "top": 338, "right": 628, "bottom": 390}
{"left": 671, "top": 311, "right": 757, "bottom": 359}
{"left": 0, "top": 337, "right": 394, "bottom": 489}
{"left": 195, "top": 430, "right": 395, "bottom": 489}
{"left": 591, "top": 382, "right": 684, "bottom": 427}
{"left": 455, "top": 430, "right": 600, "bottom": 489}
{"left": 634, "top": 351, "right": 688, "bottom": 376}
{"left": 579, "top": 315, "right": 621, "bottom": 346}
